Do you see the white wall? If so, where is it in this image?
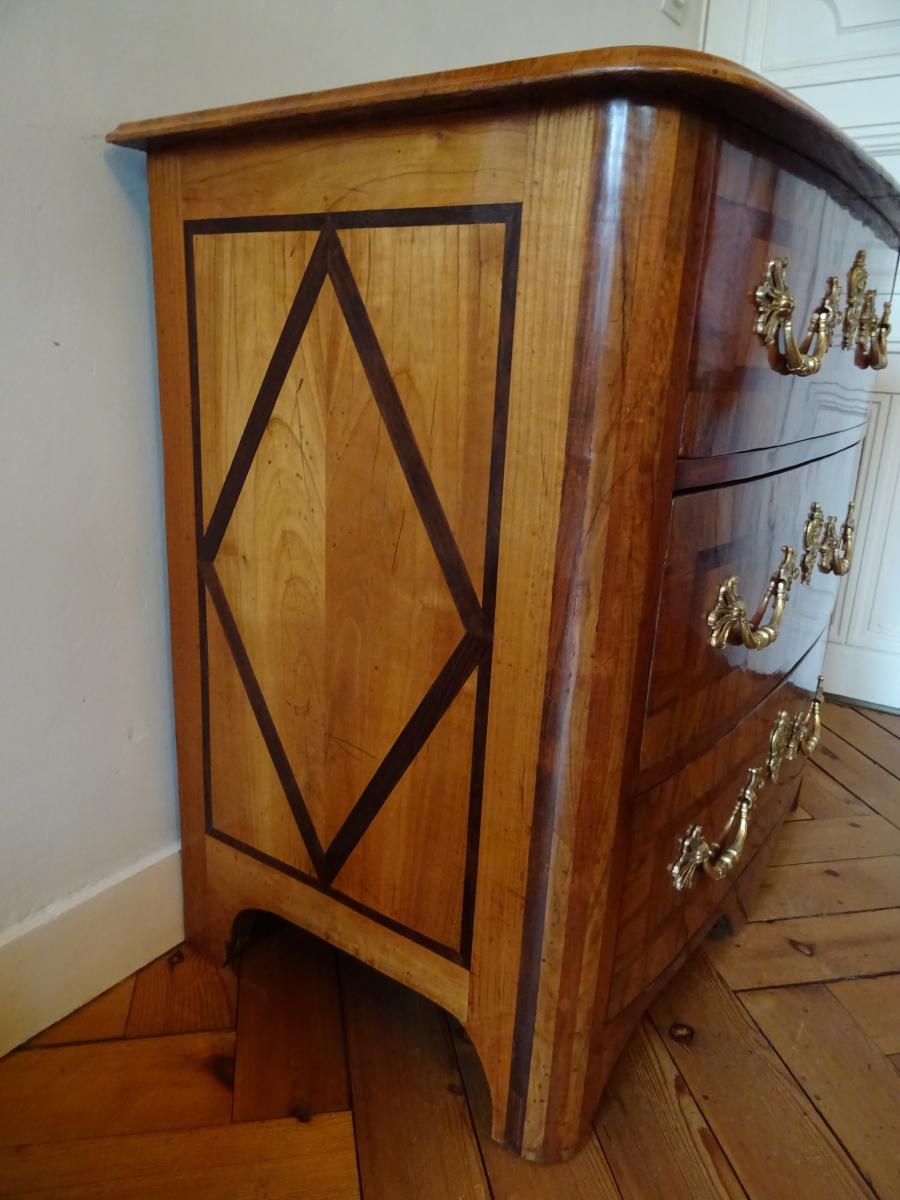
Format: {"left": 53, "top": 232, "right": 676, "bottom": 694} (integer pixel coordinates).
{"left": 0, "top": 0, "right": 702, "bottom": 1047}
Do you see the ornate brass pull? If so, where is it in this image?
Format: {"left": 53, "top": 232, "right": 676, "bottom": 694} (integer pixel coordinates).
{"left": 843, "top": 250, "right": 890, "bottom": 370}
{"left": 791, "top": 675, "right": 824, "bottom": 758}
{"left": 843, "top": 251, "right": 868, "bottom": 349}
{"left": 707, "top": 546, "right": 800, "bottom": 651}
{"left": 669, "top": 766, "right": 765, "bottom": 891}
{"left": 668, "top": 689, "right": 824, "bottom": 892}
{"left": 801, "top": 502, "right": 826, "bottom": 584}
{"left": 800, "top": 501, "right": 856, "bottom": 579}
{"left": 755, "top": 258, "right": 841, "bottom": 377}
{"left": 819, "top": 502, "right": 855, "bottom": 577}
{"left": 859, "top": 292, "right": 891, "bottom": 370}
{"left": 766, "top": 708, "right": 795, "bottom": 783}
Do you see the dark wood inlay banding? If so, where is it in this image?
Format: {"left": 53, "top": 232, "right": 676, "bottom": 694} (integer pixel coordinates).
{"left": 185, "top": 203, "right": 520, "bottom": 237}
{"left": 188, "top": 203, "right": 522, "bottom": 962}
{"left": 201, "top": 230, "right": 330, "bottom": 561}
{"left": 459, "top": 205, "right": 523, "bottom": 963}
{"left": 326, "top": 228, "right": 489, "bottom": 641}
{"left": 201, "top": 561, "right": 327, "bottom": 877}
{"left": 323, "top": 633, "right": 488, "bottom": 883}
{"left": 207, "top": 826, "right": 466, "bottom": 964}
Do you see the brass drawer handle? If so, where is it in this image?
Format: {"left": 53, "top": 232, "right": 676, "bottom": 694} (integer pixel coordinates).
{"left": 669, "top": 765, "right": 765, "bottom": 891}
{"left": 755, "top": 258, "right": 841, "bottom": 377}
{"left": 707, "top": 546, "right": 800, "bottom": 651}
{"left": 857, "top": 294, "right": 890, "bottom": 370}
{"left": 755, "top": 251, "right": 890, "bottom": 374}
{"left": 819, "top": 502, "right": 856, "bottom": 577}
{"left": 801, "top": 501, "right": 856, "bottom": 579}
{"left": 792, "top": 675, "right": 824, "bottom": 758}
{"left": 801, "top": 503, "right": 826, "bottom": 583}
{"left": 668, "top": 680, "right": 824, "bottom": 892}
{"left": 843, "top": 251, "right": 890, "bottom": 371}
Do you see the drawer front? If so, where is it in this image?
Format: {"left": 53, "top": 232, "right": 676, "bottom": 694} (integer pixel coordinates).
{"left": 610, "top": 641, "right": 826, "bottom": 1017}
{"left": 680, "top": 125, "right": 894, "bottom": 460}
{"left": 641, "top": 443, "right": 859, "bottom": 783}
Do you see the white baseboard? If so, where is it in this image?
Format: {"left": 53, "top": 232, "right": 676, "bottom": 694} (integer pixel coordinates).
{"left": 0, "top": 844, "right": 184, "bottom": 1056}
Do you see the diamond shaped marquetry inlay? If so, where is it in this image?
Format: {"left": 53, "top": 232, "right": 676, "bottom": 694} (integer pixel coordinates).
{"left": 186, "top": 206, "right": 521, "bottom": 959}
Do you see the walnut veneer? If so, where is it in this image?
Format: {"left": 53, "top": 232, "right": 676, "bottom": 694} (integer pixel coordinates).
{"left": 110, "top": 47, "right": 900, "bottom": 1161}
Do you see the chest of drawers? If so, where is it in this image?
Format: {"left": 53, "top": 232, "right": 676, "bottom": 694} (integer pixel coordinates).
{"left": 109, "top": 47, "right": 900, "bottom": 1162}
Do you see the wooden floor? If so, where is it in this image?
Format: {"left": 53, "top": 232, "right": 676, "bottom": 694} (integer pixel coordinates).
{"left": 2, "top": 702, "right": 900, "bottom": 1199}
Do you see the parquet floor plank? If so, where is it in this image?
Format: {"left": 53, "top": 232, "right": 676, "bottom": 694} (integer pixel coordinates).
{"left": 0, "top": 1114, "right": 359, "bottom": 1199}
{"left": 650, "top": 951, "right": 872, "bottom": 1200}
{"left": 828, "top": 974, "right": 900, "bottom": 1055}
{"left": 855, "top": 705, "right": 900, "bottom": 740}
{"left": 594, "top": 1017, "right": 745, "bottom": 1200}
{"left": 233, "top": 922, "right": 349, "bottom": 1121}
{"left": 125, "top": 943, "right": 237, "bottom": 1038}
{"left": 752, "top": 856, "right": 900, "bottom": 920}
{"left": 744, "top": 983, "right": 900, "bottom": 1200}
{"left": 0, "top": 1032, "right": 235, "bottom": 1146}
{"left": 26, "top": 976, "right": 135, "bottom": 1048}
{"left": 824, "top": 705, "right": 900, "bottom": 779}
{"left": 768, "top": 815, "right": 900, "bottom": 865}
{"left": 340, "top": 957, "right": 490, "bottom": 1200}
{"left": 814, "top": 729, "right": 900, "bottom": 829}
{"left": 784, "top": 804, "right": 811, "bottom": 820}
{"left": 797, "top": 762, "right": 873, "bottom": 820}
{"left": 707, "top": 907, "right": 900, "bottom": 990}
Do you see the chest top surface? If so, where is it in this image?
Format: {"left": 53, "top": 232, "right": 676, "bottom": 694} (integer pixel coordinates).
{"left": 108, "top": 45, "right": 900, "bottom": 241}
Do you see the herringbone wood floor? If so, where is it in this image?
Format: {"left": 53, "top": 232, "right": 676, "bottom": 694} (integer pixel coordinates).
{"left": 2, "top": 702, "right": 899, "bottom": 1198}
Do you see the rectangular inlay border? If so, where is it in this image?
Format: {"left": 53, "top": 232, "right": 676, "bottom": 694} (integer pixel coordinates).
{"left": 184, "top": 203, "right": 522, "bottom": 966}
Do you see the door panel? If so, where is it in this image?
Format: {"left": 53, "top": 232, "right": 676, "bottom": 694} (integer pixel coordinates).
{"left": 188, "top": 207, "right": 520, "bottom": 955}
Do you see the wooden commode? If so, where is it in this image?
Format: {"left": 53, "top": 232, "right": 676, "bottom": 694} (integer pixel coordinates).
{"left": 109, "top": 47, "right": 900, "bottom": 1161}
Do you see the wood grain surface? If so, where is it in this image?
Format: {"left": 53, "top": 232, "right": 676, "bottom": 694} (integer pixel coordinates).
{"left": 507, "top": 99, "right": 710, "bottom": 1160}
{"left": 744, "top": 983, "right": 900, "bottom": 1199}
{"left": 595, "top": 1017, "right": 745, "bottom": 1200}
{"left": 650, "top": 952, "right": 873, "bottom": 1200}
{"left": 232, "top": 923, "right": 349, "bottom": 1121}
{"left": 146, "top": 152, "right": 213, "bottom": 955}
{"left": 26, "top": 977, "right": 136, "bottom": 1048}
{"left": 193, "top": 214, "right": 511, "bottom": 952}
{"left": 463, "top": 99, "right": 601, "bottom": 1146}
{"left": 0, "top": 1117, "right": 360, "bottom": 1200}
{"left": 125, "top": 943, "right": 237, "bottom": 1038}
{"left": 341, "top": 957, "right": 490, "bottom": 1200}
{"left": 0, "top": 1033, "right": 235, "bottom": 1145}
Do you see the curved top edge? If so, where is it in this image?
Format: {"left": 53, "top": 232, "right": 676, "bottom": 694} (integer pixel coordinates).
{"left": 107, "top": 45, "right": 900, "bottom": 236}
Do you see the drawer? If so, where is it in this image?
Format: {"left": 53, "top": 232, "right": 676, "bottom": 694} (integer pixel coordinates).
{"left": 641, "top": 443, "right": 859, "bottom": 784}
{"left": 680, "top": 127, "right": 894, "bottom": 460}
{"left": 609, "top": 641, "right": 826, "bottom": 1018}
